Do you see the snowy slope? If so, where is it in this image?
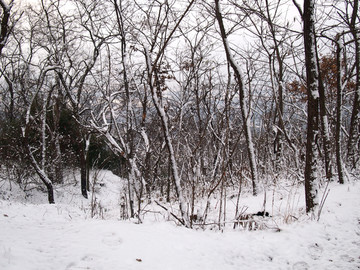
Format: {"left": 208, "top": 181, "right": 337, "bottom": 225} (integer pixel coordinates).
{"left": 0, "top": 172, "right": 359, "bottom": 270}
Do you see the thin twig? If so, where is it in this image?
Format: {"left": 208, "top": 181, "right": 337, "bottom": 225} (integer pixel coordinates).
{"left": 154, "top": 200, "right": 185, "bottom": 226}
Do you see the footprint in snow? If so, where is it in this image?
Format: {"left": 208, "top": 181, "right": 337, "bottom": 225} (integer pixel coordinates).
{"left": 339, "top": 254, "right": 355, "bottom": 263}
{"left": 102, "top": 234, "right": 123, "bottom": 246}
{"left": 65, "top": 254, "right": 99, "bottom": 269}
{"left": 308, "top": 243, "right": 323, "bottom": 260}
{"left": 292, "top": 261, "right": 309, "bottom": 270}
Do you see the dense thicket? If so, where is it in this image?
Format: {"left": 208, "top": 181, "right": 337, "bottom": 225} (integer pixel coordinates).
{"left": 0, "top": 0, "right": 358, "bottom": 226}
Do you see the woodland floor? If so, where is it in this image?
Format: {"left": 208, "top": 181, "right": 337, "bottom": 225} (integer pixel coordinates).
{"left": 0, "top": 170, "right": 360, "bottom": 270}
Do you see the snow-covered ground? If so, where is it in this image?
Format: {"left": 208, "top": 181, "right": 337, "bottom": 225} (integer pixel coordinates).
{"left": 0, "top": 170, "right": 359, "bottom": 270}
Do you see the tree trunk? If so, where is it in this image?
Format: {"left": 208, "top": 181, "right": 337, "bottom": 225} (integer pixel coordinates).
{"left": 316, "top": 44, "right": 334, "bottom": 182}
{"left": 79, "top": 140, "right": 88, "bottom": 199}
{"left": 0, "top": 0, "right": 11, "bottom": 56}
{"left": 303, "top": 0, "right": 320, "bottom": 213}
{"left": 145, "top": 50, "right": 190, "bottom": 227}
{"left": 23, "top": 120, "right": 55, "bottom": 204}
{"left": 335, "top": 36, "right": 345, "bottom": 184}
{"left": 51, "top": 83, "right": 64, "bottom": 184}
{"left": 27, "top": 146, "right": 55, "bottom": 204}
{"left": 264, "top": 1, "right": 285, "bottom": 171}
{"left": 347, "top": 0, "right": 360, "bottom": 169}
{"left": 215, "top": 0, "right": 258, "bottom": 195}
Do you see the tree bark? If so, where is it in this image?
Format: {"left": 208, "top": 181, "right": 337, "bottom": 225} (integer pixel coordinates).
{"left": 51, "top": 81, "right": 64, "bottom": 184}
{"left": 145, "top": 49, "right": 190, "bottom": 227}
{"left": 264, "top": 0, "right": 285, "bottom": 171}
{"left": 79, "top": 135, "right": 89, "bottom": 199}
{"left": 335, "top": 36, "right": 345, "bottom": 184}
{"left": 214, "top": 0, "right": 258, "bottom": 195}
{"left": 0, "top": 0, "right": 11, "bottom": 56}
{"left": 26, "top": 145, "right": 55, "bottom": 204}
{"left": 303, "top": 0, "right": 320, "bottom": 213}
{"left": 316, "top": 42, "right": 334, "bottom": 182}
{"left": 347, "top": 0, "right": 360, "bottom": 169}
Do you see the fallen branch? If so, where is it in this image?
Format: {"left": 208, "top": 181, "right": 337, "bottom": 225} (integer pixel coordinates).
{"left": 154, "top": 200, "right": 185, "bottom": 226}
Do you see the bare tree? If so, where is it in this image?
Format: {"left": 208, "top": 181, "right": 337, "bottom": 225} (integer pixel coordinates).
{"left": 142, "top": 0, "right": 196, "bottom": 227}
{"left": 22, "top": 66, "right": 61, "bottom": 204}
{"left": 48, "top": 0, "right": 109, "bottom": 198}
{"left": 0, "top": 3, "right": 62, "bottom": 203}
{"left": 214, "top": 0, "right": 258, "bottom": 196}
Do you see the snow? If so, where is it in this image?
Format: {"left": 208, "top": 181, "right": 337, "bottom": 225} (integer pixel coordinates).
{"left": 0, "top": 171, "right": 360, "bottom": 270}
